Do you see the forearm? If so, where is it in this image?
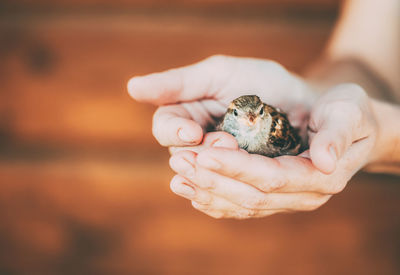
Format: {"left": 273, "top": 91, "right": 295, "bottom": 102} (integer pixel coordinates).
{"left": 300, "top": 0, "right": 400, "bottom": 174}
{"left": 364, "top": 100, "right": 400, "bottom": 174}
{"left": 304, "top": 59, "right": 400, "bottom": 175}
{"left": 327, "top": 0, "right": 399, "bottom": 91}
{"left": 304, "top": 0, "right": 399, "bottom": 102}
{"left": 304, "top": 58, "right": 395, "bottom": 102}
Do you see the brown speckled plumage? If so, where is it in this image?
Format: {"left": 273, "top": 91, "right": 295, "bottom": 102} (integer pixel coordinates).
{"left": 264, "top": 104, "right": 301, "bottom": 155}
{"left": 218, "top": 95, "right": 301, "bottom": 157}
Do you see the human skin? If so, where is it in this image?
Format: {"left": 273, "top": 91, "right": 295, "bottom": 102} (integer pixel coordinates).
{"left": 127, "top": 0, "right": 400, "bottom": 219}
{"left": 127, "top": 56, "right": 400, "bottom": 219}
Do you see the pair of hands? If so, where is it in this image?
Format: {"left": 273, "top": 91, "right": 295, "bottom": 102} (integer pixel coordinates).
{"left": 128, "top": 55, "right": 378, "bottom": 219}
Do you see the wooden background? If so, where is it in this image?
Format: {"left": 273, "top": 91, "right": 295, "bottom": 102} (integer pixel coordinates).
{"left": 1, "top": 0, "right": 399, "bottom": 274}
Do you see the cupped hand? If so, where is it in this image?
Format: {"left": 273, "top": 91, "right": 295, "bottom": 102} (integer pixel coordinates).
{"left": 168, "top": 84, "right": 378, "bottom": 219}
{"left": 127, "top": 55, "right": 315, "bottom": 148}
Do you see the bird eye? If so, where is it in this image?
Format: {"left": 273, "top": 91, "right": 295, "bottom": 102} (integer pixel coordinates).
{"left": 259, "top": 108, "right": 264, "bottom": 115}
{"left": 233, "top": 109, "right": 238, "bottom": 116}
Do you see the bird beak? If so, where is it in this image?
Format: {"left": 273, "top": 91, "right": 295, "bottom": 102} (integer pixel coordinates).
{"left": 246, "top": 114, "right": 256, "bottom": 126}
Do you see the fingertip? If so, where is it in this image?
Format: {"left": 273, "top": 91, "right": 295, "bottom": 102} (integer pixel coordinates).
{"left": 178, "top": 123, "right": 203, "bottom": 144}
{"left": 170, "top": 174, "right": 181, "bottom": 187}
{"left": 127, "top": 74, "right": 168, "bottom": 104}
{"left": 169, "top": 150, "right": 196, "bottom": 171}
{"left": 169, "top": 154, "right": 181, "bottom": 172}
{"left": 127, "top": 77, "right": 140, "bottom": 100}
{"left": 202, "top": 131, "right": 238, "bottom": 149}
{"left": 177, "top": 124, "right": 203, "bottom": 144}
{"left": 127, "top": 75, "right": 158, "bottom": 103}
{"left": 310, "top": 143, "right": 337, "bottom": 174}
{"left": 170, "top": 175, "right": 196, "bottom": 197}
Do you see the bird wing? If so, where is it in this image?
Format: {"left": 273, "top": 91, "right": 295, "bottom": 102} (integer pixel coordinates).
{"left": 266, "top": 106, "right": 301, "bottom": 153}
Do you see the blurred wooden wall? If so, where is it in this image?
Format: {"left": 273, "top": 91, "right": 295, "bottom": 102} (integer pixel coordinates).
{"left": 1, "top": 1, "right": 400, "bottom": 275}
{"left": 0, "top": 0, "right": 338, "bottom": 150}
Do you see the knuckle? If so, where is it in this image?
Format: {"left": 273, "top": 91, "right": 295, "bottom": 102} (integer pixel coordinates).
{"left": 331, "top": 183, "right": 346, "bottom": 194}
{"left": 234, "top": 212, "right": 247, "bottom": 219}
{"left": 196, "top": 193, "right": 213, "bottom": 206}
{"left": 266, "top": 210, "right": 280, "bottom": 217}
{"left": 232, "top": 209, "right": 257, "bottom": 220}
{"left": 191, "top": 200, "right": 206, "bottom": 210}
{"left": 329, "top": 101, "right": 355, "bottom": 116}
{"left": 151, "top": 112, "right": 165, "bottom": 145}
{"left": 242, "top": 197, "right": 268, "bottom": 210}
{"left": 301, "top": 200, "right": 322, "bottom": 211}
{"left": 206, "top": 54, "right": 227, "bottom": 63}
{"left": 208, "top": 212, "right": 224, "bottom": 219}
{"left": 257, "top": 183, "right": 270, "bottom": 192}
{"left": 345, "top": 83, "right": 367, "bottom": 98}
{"left": 265, "top": 60, "right": 287, "bottom": 73}
{"left": 168, "top": 147, "right": 178, "bottom": 155}
{"left": 301, "top": 195, "right": 331, "bottom": 211}
{"left": 246, "top": 209, "right": 258, "bottom": 217}
{"left": 202, "top": 178, "right": 216, "bottom": 190}
{"left": 349, "top": 104, "right": 363, "bottom": 120}
{"left": 323, "top": 182, "right": 346, "bottom": 194}
{"left": 333, "top": 83, "right": 366, "bottom": 97}
{"left": 259, "top": 183, "right": 273, "bottom": 193}
{"left": 258, "top": 179, "right": 287, "bottom": 192}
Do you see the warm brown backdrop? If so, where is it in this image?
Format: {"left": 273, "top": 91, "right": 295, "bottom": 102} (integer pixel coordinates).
{"left": 1, "top": 0, "right": 399, "bottom": 274}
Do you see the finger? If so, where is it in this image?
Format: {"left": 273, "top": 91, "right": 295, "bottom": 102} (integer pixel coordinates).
{"left": 191, "top": 167, "right": 331, "bottom": 212}
{"left": 170, "top": 175, "right": 250, "bottom": 219}
{"left": 191, "top": 201, "right": 226, "bottom": 219}
{"left": 308, "top": 116, "right": 352, "bottom": 175}
{"left": 309, "top": 84, "right": 370, "bottom": 174}
{"left": 170, "top": 150, "right": 331, "bottom": 208}
{"left": 127, "top": 55, "right": 233, "bottom": 105}
{"left": 170, "top": 175, "right": 211, "bottom": 203}
{"left": 194, "top": 147, "right": 327, "bottom": 193}
{"left": 169, "top": 131, "right": 238, "bottom": 154}
{"left": 153, "top": 104, "right": 203, "bottom": 146}
{"left": 171, "top": 174, "right": 289, "bottom": 219}
{"left": 192, "top": 201, "right": 281, "bottom": 220}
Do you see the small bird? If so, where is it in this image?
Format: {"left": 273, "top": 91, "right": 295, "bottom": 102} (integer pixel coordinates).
{"left": 217, "top": 95, "right": 301, "bottom": 157}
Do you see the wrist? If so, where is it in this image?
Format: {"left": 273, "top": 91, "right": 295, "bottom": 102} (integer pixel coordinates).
{"left": 364, "top": 99, "right": 400, "bottom": 174}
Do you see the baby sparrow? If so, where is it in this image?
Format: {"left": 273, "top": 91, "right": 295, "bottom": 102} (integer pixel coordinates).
{"left": 217, "top": 95, "right": 301, "bottom": 157}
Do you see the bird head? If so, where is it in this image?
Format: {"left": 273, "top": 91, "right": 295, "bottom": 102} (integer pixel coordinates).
{"left": 228, "top": 95, "right": 267, "bottom": 128}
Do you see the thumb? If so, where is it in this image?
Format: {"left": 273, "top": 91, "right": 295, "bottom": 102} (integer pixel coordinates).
{"left": 309, "top": 84, "right": 370, "bottom": 174}
{"left": 127, "top": 55, "right": 231, "bottom": 106}
{"left": 309, "top": 119, "right": 351, "bottom": 174}
{"left": 309, "top": 91, "right": 366, "bottom": 174}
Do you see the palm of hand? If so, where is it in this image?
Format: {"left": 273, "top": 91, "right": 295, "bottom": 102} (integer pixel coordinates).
{"left": 171, "top": 56, "right": 315, "bottom": 141}
{"left": 128, "top": 55, "right": 377, "bottom": 219}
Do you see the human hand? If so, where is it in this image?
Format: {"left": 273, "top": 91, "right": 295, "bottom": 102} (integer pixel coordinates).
{"left": 127, "top": 55, "right": 316, "bottom": 149}
{"left": 168, "top": 84, "right": 378, "bottom": 219}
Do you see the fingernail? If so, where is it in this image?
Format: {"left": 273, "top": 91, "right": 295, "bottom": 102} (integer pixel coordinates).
{"left": 197, "top": 153, "right": 221, "bottom": 170}
{"left": 178, "top": 128, "right": 196, "bottom": 143}
{"left": 329, "top": 145, "right": 337, "bottom": 161}
{"left": 171, "top": 182, "right": 196, "bottom": 197}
